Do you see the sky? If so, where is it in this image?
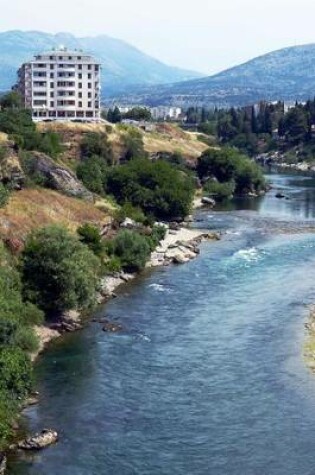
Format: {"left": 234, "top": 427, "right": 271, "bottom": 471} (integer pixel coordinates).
{"left": 1, "top": 0, "right": 315, "bottom": 74}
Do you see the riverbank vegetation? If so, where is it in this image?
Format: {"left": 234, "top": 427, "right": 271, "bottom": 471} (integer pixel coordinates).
{"left": 0, "top": 92, "right": 266, "bottom": 452}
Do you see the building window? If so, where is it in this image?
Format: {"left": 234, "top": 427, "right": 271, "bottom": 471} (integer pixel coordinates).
{"left": 88, "top": 65, "right": 92, "bottom": 70}
{"left": 50, "top": 92, "right": 54, "bottom": 97}
{"left": 78, "top": 64, "right": 82, "bottom": 70}
{"left": 88, "top": 101, "right": 92, "bottom": 108}
{"left": 49, "top": 56, "right": 54, "bottom": 60}
{"left": 50, "top": 64, "right": 54, "bottom": 70}
{"left": 50, "top": 82, "right": 54, "bottom": 88}
{"left": 34, "top": 100, "right": 47, "bottom": 106}
{"left": 78, "top": 92, "right": 82, "bottom": 98}
{"left": 77, "top": 56, "right": 82, "bottom": 60}
{"left": 59, "top": 56, "right": 63, "bottom": 60}
{"left": 78, "top": 101, "right": 82, "bottom": 108}
{"left": 68, "top": 56, "right": 72, "bottom": 60}
{"left": 50, "top": 73, "right": 54, "bottom": 78}
{"left": 78, "top": 83, "right": 82, "bottom": 89}
{"left": 88, "top": 73, "right": 92, "bottom": 79}
{"left": 95, "top": 65, "right": 99, "bottom": 72}
{"left": 88, "top": 92, "right": 92, "bottom": 98}
{"left": 78, "top": 73, "right": 82, "bottom": 79}
{"left": 88, "top": 83, "right": 92, "bottom": 89}
{"left": 50, "top": 101, "right": 54, "bottom": 107}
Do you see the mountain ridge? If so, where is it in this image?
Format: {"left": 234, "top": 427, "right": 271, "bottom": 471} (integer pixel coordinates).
{"left": 107, "top": 43, "right": 315, "bottom": 107}
{"left": 0, "top": 30, "right": 203, "bottom": 93}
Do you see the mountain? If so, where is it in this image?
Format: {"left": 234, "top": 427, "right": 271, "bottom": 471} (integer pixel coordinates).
{"left": 107, "top": 44, "right": 315, "bottom": 107}
{"left": 0, "top": 30, "right": 202, "bottom": 93}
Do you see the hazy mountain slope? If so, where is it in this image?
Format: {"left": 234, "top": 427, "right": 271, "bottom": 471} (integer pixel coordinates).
{"left": 0, "top": 30, "right": 202, "bottom": 93}
{"left": 108, "top": 44, "right": 315, "bottom": 107}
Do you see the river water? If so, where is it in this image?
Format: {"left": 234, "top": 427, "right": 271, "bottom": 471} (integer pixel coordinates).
{"left": 8, "top": 173, "right": 315, "bottom": 475}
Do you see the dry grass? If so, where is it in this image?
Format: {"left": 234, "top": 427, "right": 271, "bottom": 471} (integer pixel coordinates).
{"left": 37, "top": 121, "right": 207, "bottom": 163}
{"left": 0, "top": 188, "right": 110, "bottom": 240}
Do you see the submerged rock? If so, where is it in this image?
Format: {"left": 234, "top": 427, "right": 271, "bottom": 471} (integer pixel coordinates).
{"left": 275, "top": 192, "right": 286, "bottom": 199}
{"left": 102, "top": 321, "right": 123, "bottom": 333}
{"left": 17, "top": 429, "right": 58, "bottom": 450}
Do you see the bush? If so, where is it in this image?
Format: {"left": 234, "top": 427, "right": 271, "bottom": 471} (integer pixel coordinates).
{"left": 77, "top": 223, "right": 104, "bottom": 257}
{"left": 81, "top": 132, "right": 113, "bottom": 164}
{"left": 197, "top": 148, "right": 265, "bottom": 195}
{"left": 22, "top": 225, "right": 101, "bottom": 313}
{"left": 107, "top": 230, "right": 151, "bottom": 272}
{"left": 114, "top": 203, "right": 148, "bottom": 226}
{"left": 0, "top": 347, "right": 32, "bottom": 398}
{"left": 0, "top": 184, "right": 9, "bottom": 208}
{"left": 145, "top": 225, "right": 167, "bottom": 251}
{"left": 76, "top": 156, "right": 108, "bottom": 195}
{"left": 106, "top": 159, "right": 194, "bottom": 220}
{"left": 203, "top": 180, "right": 235, "bottom": 201}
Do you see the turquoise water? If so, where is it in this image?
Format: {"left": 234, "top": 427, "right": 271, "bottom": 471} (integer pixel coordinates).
{"left": 8, "top": 173, "right": 315, "bottom": 474}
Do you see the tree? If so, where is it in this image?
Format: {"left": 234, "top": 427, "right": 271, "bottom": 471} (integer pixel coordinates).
{"left": 80, "top": 132, "right": 113, "bottom": 164}
{"left": 283, "top": 107, "right": 309, "bottom": 144}
{"left": 197, "top": 148, "right": 265, "bottom": 195}
{"left": 106, "top": 159, "right": 194, "bottom": 220}
{"left": 76, "top": 155, "right": 108, "bottom": 194}
{"left": 0, "top": 92, "right": 23, "bottom": 109}
{"left": 108, "top": 230, "right": 151, "bottom": 272}
{"left": 22, "top": 225, "right": 101, "bottom": 313}
{"left": 107, "top": 107, "right": 122, "bottom": 124}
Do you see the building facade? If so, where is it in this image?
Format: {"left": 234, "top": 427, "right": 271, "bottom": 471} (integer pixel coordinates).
{"left": 16, "top": 48, "right": 101, "bottom": 122}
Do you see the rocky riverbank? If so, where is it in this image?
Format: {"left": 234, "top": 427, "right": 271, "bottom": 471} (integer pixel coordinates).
{"left": 31, "top": 224, "right": 220, "bottom": 360}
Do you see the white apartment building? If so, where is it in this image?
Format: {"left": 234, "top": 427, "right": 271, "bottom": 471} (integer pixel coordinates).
{"left": 150, "top": 106, "right": 182, "bottom": 121}
{"left": 16, "top": 47, "right": 101, "bottom": 122}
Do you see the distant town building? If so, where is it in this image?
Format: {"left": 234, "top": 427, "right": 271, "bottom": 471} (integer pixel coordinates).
{"left": 16, "top": 47, "right": 101, "bottom": 122}
{"left": 150, "top": 106, "right": 182, "bottom": 121}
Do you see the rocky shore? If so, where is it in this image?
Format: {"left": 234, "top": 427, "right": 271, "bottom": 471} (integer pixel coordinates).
{"left": 31, "top": 224, "right": 220, "bottom": 360}
{"left": 304, "top": 306, "right": 315, "bottom": 370}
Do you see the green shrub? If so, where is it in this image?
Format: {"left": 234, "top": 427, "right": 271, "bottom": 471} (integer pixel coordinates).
{"left": 76, "top": 156, "right": 108, "bottom": 195}
{"left": 81, "top": 132, "right": 113, "bottom": 164}
{"left": 114, "top": 203, "right": 147, "bottom": 226}
{"left": 106, "top": 159, "right": 194, "bottom": 220}
{"left": 22, "top": 225, "right": 101, "bottom": 313}
{"left": 0, "top": 183, "right": 9, "bottom": 208}
{"left": 77, "top": 223, "right": 104, "bottom": 257}
{"left": 13, "top": 327, "right": 39, "bottom": 353}
{"left": 0, "top": 347, "right": 32, "bottom": 398}
{"left": 108, "top": 230, "right": 151, "bottom": 272}
{"left": 197, "top": 148, "right": 265, "bottom": 195}
{"left": 103, "top": 256, "right": 122, "bottom": 274}
{"left": 203, "top": 180, "right": 235, "bottom": 201}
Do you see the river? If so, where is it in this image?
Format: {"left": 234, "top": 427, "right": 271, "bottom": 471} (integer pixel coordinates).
{"left": 8, "top": 172, "right": 315, "bottom": 475}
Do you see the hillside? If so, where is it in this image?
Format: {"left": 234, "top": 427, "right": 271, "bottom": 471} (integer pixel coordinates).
{"left": 37, "top": 121, "right": 208, "bottom": 163}
{"left": 108, "top": 44, "right": 315, "bottom": 107}
{"left": 0, "top": 30, "right": 202, "bottom": 94}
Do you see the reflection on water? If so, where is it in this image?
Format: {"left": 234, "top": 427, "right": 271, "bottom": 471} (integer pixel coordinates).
{"left": 8, "top": 173, "right": 315, "bottom": 475}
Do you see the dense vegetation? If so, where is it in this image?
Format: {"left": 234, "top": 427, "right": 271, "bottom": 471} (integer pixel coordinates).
{"left": 0, "top": 243, "right": 43, "bottom": 450}
{"left": 186, "top": 100, "right": 315, "bottom": 161}
{"left": 197, "top": 148, "right": 266, "bottom": 197}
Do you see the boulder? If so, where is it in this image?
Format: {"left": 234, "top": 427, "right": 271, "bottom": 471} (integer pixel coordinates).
{"left": 120, "top": 217, "right": 141, "bottom": 230}
{"left": 27, "top": 152, "right": 94, "bottom": 201}
{"left": 0, "top": 453, "right": 6, "bottom": 475}
{"left": 275, "top": 192, "right": 286, "bottom": 199}
{"left": 17, "top": 429, "right": 58, "bottom": 450}
{"left": 201, "top": 197, "right": 216, "bottom": 207}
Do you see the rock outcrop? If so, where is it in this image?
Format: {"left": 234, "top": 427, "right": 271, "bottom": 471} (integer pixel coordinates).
{"left": 27, "top": 152, "right": 94, "bottom": 201}
{"left": 17, "top": 429, "right": 58, "bottom": 450}
{"left": 0, "top": 453, "right": 6, "bottom": 475}
{"left": 0, "top": 141, "right": 25, "bottom": 189}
